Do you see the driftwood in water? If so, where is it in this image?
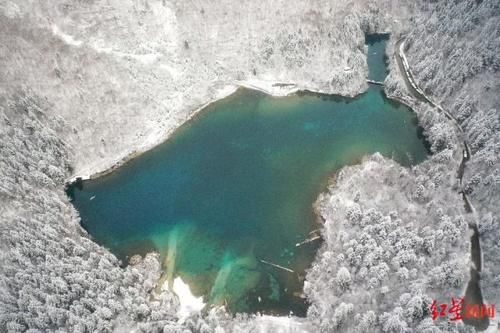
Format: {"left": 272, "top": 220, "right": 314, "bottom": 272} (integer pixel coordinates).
{"left": 260, "top": 259, "right": 294, "bottom": 273}
{"left": 367, "top": 79, "right": 384, "bottom": 86}
{"left": 309, "top": 228, "right": 321, "bottom": 235}
{"left": 295, "top": 229, "right": 322, "bottom": 247}
{"left": 295, "top": 235, "right": 321, "bottom": 247}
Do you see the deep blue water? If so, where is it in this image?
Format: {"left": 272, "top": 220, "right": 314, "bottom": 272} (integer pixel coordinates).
{"left": 68, "top": 36, "right": 429, "bottom": 315}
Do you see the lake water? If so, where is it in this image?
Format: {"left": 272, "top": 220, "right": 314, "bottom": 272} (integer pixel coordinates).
{"left": 68, "top": 36, "right": 429, "bottom": 315}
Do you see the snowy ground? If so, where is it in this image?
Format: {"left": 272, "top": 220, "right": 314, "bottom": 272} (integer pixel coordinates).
{"left": 1, "top": 0, "right": 497, "bottom": 332}
{"left": 0, "top": 0, "right": 417, "bottom": 179}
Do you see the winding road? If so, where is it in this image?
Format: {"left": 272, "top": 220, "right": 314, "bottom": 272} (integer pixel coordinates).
{"left": 394, "top": 37, "right": 490, "bottom": 330}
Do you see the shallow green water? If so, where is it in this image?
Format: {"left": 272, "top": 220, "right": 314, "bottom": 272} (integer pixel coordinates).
{"left": 68, "top": 37, "right": 429, "bottom": 315}
{"left": 366, "top": 33, "right": 390, "bottom": 82}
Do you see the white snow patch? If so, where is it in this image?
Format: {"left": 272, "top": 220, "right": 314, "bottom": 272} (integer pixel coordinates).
{"left": 237, "top": 79, "right": 299, "bottom": 97}
{"left": 252, "top": 315, "right": 310, "bottom": 333}
{"left": 92, "top": 43, "right": 161, "bottom": 65}
{"left": 159, "top": 64, "right": 183, "bottom": 78}
{"left": 51, "top": 25, "right": 83, "bottom": 47}
{"left": 171, "top": 277, "right": 205, "bottom": 321}
{"left": 0, "top": 1, "right": 21, "bottom": 18}
{"left": 120, "top": 51, "right": 161, "bottom": 65}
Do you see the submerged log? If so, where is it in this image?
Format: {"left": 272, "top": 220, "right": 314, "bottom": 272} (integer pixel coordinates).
{"left": 367, "top": 79, "right": 384, "bottom": 86}
{"left": 260, "top": 259, "right": 294, "bottom": 273}
{"left": 308, "top": 228, "right": 321, "bottom": 235}
{"left": 295, "top": 235, "right": 321, "bottom": 247}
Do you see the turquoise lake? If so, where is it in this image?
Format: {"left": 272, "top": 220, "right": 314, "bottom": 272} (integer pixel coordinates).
{"left": 68, "top": 36, "right": 429, "bottom": 315}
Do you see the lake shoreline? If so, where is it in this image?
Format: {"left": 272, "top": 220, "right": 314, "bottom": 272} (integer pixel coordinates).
{"left": 66, "top": 35, "right": 432, "bottom": 316}
{"left": 65, "top": 80, "right": 370, "bottom": 185}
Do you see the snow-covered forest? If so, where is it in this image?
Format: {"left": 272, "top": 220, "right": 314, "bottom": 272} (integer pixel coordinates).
{"left": 1, "top": 0, "right": 498, "bottom": 332}
{"left": 307, "top": 151, "right": 473, "bottom": 332}
{"left": 405, "top": 0, "right": 500, "bottom": 308}
{"left": 0, "top": 94, "right": 181, "bottom": 332}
